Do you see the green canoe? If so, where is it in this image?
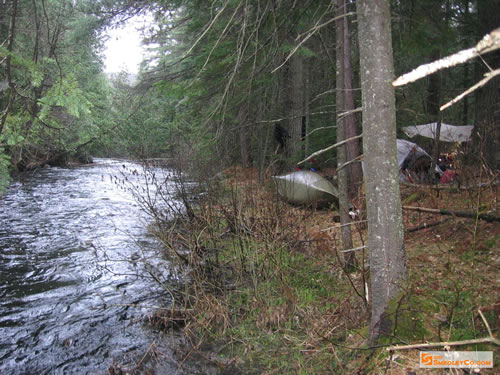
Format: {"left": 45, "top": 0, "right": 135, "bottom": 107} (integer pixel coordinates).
{"left": 272, "top": 170, "right": 338, "bottom": 206}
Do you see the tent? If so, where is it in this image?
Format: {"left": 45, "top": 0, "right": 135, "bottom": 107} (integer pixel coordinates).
{"left": 397, "top": 139, "right": 442, "bottom": 183}
{"left": 403, "top": 123, "right": 473, "bottom": 142}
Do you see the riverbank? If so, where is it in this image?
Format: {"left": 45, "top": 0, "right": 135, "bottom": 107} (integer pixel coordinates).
{"left": 143, "top": 166, "right": 499, "bottom": 374}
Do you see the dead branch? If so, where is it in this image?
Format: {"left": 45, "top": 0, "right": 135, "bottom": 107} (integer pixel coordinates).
{"left": 401, "top": 181, "right": 499, "bottom": 191}
{"left": 298, "top": 133, "right": 363, "bottom": 165}
{"left": 321, "top": 219, "right": 368, "bottom": 231}
{"left": 183, "top": 0, "right": 230, "bottom": 58}
{"left": 406, "top": 218, "right": 450, "bottom": 233}
{"left": 305, "top": 125, "right": 337, "bottom": 138}
{"left": 387, "top": 336, "right": 499, "bottom": 351}
{"left": 440, "top": 68, "right": 500, "bottom": 111}
{"left": 341, "top": 245, "right": 367, "bottom": 253}
{"left": 271, "top": 12, "right": 356, "bottom": 74}
{"left": 402, "top": 206, "right": 500, "bottom": 223}
{"left": 393, "top": 27, "right": 500, "bottom": 87}
{"left": 336, "top": 154, "right": 363, "bottom": 172}
{"left": 337, "top": 107, "right": 362, "bottom": 121}
{"left": 388, "top": 308, "right": 500, "bottom": 351}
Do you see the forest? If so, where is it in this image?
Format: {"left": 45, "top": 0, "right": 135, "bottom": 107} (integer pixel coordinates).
{"left": 0, "top": 0, "right": 499, "bottom": 373}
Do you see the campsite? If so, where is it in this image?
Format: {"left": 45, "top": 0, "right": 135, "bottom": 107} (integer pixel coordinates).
{"left": 1, "top": 1, "right": 498, "bottom": 374}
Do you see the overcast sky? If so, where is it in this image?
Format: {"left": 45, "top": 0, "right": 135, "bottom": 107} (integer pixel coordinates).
{"left": 103, "top": 16, "right": 150, "bottom": 74}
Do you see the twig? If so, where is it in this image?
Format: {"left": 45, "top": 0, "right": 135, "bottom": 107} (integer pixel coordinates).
{"left": 321, "top": 219, "right": 367, "bottom": 231}
{"left": 478, "top": 309, "right": 494, "bottom": 339}
{"left": 387, "top": 308, "right": 500, "bottom": 351}
{"left": 336, "top": 154, "right": 363, "bottom": 172}
{"left": 298, "top": 134, "right": 363, "bottom": 165}
{"left": 440, "top": 68, "right": 500, "bottom": 111}
{"left": 337, "top": 107, "right": 362, "bottom": 120}
{"left": 305, "top": 125, "right": 337, "bottom": 138}
{"left": 183, "top": 0, "right": 230, "bottom": 58}
{"left": 342, "top": 245, "right": 367, "bottom": 253}
{"left": 387, "top": 336, "right": 499, "bottom": 351}
{"left": 271, "top": 12, "right": 356, "bottom": 74}
{"left": 136, "top": 340, "right": 156, "bottom": 368}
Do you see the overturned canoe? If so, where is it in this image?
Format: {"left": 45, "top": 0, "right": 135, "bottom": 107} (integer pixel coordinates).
{"left": 272, "top": 170, "right": 338, "bottom": 206}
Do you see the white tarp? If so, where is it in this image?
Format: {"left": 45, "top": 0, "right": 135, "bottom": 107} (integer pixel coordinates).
{"left": 403, "top": 123, "right": 473, "bottom": 142}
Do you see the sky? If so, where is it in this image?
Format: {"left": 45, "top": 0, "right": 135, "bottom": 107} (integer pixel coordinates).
{"left": 103, "top": 16, "right": 150, "bottom": 74}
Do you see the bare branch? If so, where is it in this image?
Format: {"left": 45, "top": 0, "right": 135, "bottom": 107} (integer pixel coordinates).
{"left": 305, "top": 125, "right": 337, "bottom": 137}
{"left": 402, "top": 206, "right": 500, "bottom": 222}
{"left": 341, "top": 245, "right": 367, "bottom": 253}
{"left": 387, "top": 336, "right": 499, "bottom": 351}
{"left": 388, "top": 308, "right": 500, "bottom": 351}
{"left": 440, "top": 68, "right": 500, "bottom": 111}
{"left": 336, "top": 154, "right": 363, "bottom": 172}
{"left": 271, "top": 12, "right": 356, "bottom": 74}
{"left": 183, "top": 0, "right": 230, "bottom": 58}
{"left": 321, "top": 219, "right": 368, "bottom": 231}
{"left": 337, "top": 106, "right": 362, "bottom": 121}
{"left": 297, "top": 134, "right": 363, "bottom": 165}
{"left": 393, "top": 28, "right": 500, "bottom": 87}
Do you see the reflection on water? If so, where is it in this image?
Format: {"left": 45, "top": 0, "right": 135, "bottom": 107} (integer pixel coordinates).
{"left": 0, "top": 159, "right": 181, "bottom": 374}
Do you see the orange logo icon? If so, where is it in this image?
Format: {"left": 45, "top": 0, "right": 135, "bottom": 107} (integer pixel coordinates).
{"left": 421, "top": 353, "right": 433, "bottom": 366}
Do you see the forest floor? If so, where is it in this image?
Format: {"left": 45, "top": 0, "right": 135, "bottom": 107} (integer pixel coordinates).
{"left": 145, "top": 166, "right": 498, "bottom": 374}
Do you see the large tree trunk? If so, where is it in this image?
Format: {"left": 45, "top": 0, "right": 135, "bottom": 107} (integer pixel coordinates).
{"left": 336, "top": 0, "right": 355, "bottom": 270}
{"left": 356, "top": 0, "right": 407, "bottom": 344}
{"left": 425, "top": 0, "right": 444, "bottom": 182}
{"left": 343, "top": 8, "right": 363, "bottom": 198}
{"left": 473, "top": 0, "right": 500, "bottom": 170}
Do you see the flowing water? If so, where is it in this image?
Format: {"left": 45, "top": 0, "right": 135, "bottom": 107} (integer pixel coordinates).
{"left": 0, "top": 159, "right": 190, "bottom": 374}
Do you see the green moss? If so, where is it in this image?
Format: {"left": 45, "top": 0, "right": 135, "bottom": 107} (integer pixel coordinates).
{"left": 372, "top": 293, "right": 431, "bottom": 345}
{"left": 402, "top": 193, "right": 420, "bottom": 205}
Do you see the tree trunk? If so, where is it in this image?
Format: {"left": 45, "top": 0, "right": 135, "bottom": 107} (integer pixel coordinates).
{"left": 303, "top": 62, "right": 311, "bottom": 157}
{"left": 343, "top": 8, "right": 363, "bottom": 198}
{"left": 288, "top": 52, "right": 305, "bottom": 159}
{"left": 0, "top": 0, "right": 18, "bottom": 136}
{"left": 238, "top": 106, "right": 249, "bottom": 167}
{"left": 336, "top": 0, "right": 355, "bottom": 270}
{"left": 426, "top": 47, "right": 442, "bottom": 183}
{"left": 356, "top": 0, "right": 407, "bottom": 344}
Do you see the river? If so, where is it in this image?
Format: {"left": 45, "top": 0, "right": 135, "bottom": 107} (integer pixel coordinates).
{"left": 0, "top": 159, "right": 198, "bottom": 374}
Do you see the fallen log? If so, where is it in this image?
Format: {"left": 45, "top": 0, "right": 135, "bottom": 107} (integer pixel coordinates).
{"left": 403, "top": 206, "right": 500, "bottom": 223}
{"left": 406, "top": 218, "right": 450, "bottom": 233}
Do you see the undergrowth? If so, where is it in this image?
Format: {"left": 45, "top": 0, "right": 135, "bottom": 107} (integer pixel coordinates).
{"left": 132, "top": 163, "right": 498, "bottom": 374}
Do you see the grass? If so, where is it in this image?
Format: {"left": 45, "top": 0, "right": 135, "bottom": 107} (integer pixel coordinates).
{"left": 147, "top": 165, "right": 499, "bottom": 374}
